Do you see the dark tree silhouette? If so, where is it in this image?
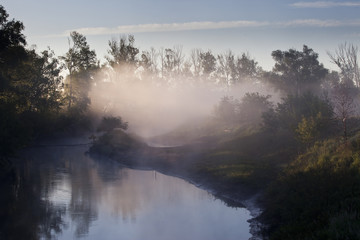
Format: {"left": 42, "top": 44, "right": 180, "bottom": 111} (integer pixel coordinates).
{"left": 267, "top": 45, "right": 328, "bottom": 95}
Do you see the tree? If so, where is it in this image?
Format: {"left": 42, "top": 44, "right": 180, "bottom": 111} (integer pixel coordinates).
{"left": 213, "top": 96, "right": 238, "bottom": 123}
{"left": 217, "top": 51, "right": 236, "bottom": 88}
{"left": 235, "top": 53, "right": 261, "bottom": 83}
{"left": 97, "top": 116, "right": 128, "bottom": 133}
{"left": 164, "top": 48, "right": 175, "bottom": 76}
{"left": 332, "top": 83, "right": 356, "bottom": 142}
{"left": 200, "top": 50, "right": 216, "bottom": 75}
{"left": 0, "top": 5, "right": 26, "bottom": 52}
{"left": 104, "top": 35, "right": 140, "bottom": 86}
{"left": 295, "top": 112, "right": 326, "bottom": 144}
{"left": 268, "top": 45, "right": 328, "bottom": 95}
{"left": 196, "top": 50, "right": 216, "bottom": 85}
{"left": 19, "top": 48, "right": 63, "bottom": 113}
{"left": 190, "top": 48, "right": 202, "bottom": 77}
{"left": 238, "top": 92, "right": 273, "bottom": 123}
{"left": 157, "top": 46, "right": 185, "bottom": 86}
{"left": 163, "top": 47, "right": 183, "bottom": 75}
{"left": 0, "top": 5, "right": 63, "bottom": 157}
{"left": 328, "top": 43, "right": 360, "bottom": 88}
{"left": 106, "top": 35, "right": 139, "bottom": 67}
{"left": 139, "top": 47, "right": 159, "bottom": 84}
{"left": 62, "top": 31, "right": 98, "bottom": 112}
{"left": 264, "top": 93, "right": 334, "bottom": 139}
{"left": 172, "top": 45, "right": 184, "bottom": 74}
{"left": 0, "top": 5, "right": 27, "bottom": 92}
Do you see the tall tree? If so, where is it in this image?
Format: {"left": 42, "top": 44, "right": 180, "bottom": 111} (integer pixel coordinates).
{"left": 106, "top": 35, "right": 139, "bottom": 67}
{"left": 235, "top": 53, "right": 261, "bottom": 83}
{"left": 332, "top": 83, "right": 356, "bottom": 142}
{"left": 105, "top": 35, "right": 139, "bottom": 83}
{"left": 190, "top": 48, "right": 202, "bottom": 77}
{"left": 158, "top": 46, "right": 184, "bottom": 86}
{"left": 200, "top": 50, "right": 216, "bottom": 81}
{"left": 139, "top": 47, "right": 158, "bottom": 83}
{"left": 0, "top": 5, "right": 26, "bottom": 51}
{"left": 0, "top": 5, "right": 32, "bottom": 157}
{"left": 0, "top": 5, "right": 27, "bottom": 92}
{"left": 0, "top": 5, "right": 63, "bottom": 157}
{"left": 13, "top": 48, "right": 63, "bottom": 113}
{"left": 217, "top": 51, "right": 236, "bottom": 88}
{"left": 62, "top": 31, "right": 98, "bottom": 112}
{"left": 268, "top": 45, "right": 328, "bottom": 95}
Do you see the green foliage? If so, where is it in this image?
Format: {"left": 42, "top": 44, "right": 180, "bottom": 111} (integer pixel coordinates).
{"left": 260, "top": 137, "right": 360, "bottom": 240}
{"left": 263, "top": 93, "right": 334, "bottom": 141}
{"left": 296, "top": 112, "right": 327, "bottom": 144}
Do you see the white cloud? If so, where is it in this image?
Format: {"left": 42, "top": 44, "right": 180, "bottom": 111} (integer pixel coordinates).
{"left": 278, "top": 19, "right": 359, "bottom": 27}
{"left": 41, "top": 19, "right": 360, "bottom": 38}
{"left": 62, "top": 21, "right": 269, "bottom": 36}
{"left": 291, "top": 1, "right": 360, "bottom": 8}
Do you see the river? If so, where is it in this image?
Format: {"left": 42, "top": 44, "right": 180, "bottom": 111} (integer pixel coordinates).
{"left": 0, "top": 143, "right": 253, "bottom": 240}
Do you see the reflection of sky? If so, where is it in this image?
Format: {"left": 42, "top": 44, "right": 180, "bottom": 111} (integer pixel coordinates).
{"left": 42, "top": 148, "right": 251, "bottom": 240}
{"left": 47, "top": 174, "right": 72, "bottom": 206}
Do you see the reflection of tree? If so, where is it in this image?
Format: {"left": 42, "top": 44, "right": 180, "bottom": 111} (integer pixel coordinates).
{"left": 0, "top": 150, "right": 67, "bottom": 240}
{"left": 38, "top": 202, "right": 67, "bottom": 240}
{"left": 89, "top": 157, "right": 140, "bottom": 223}
{"left": 69, "top": 190, "right": 98, "bottom": 237}
{"left": 1, "top": 146, "right": 217, "bottom": 240}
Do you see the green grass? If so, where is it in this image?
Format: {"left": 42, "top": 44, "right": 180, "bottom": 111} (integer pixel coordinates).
{"left": 259, "top": 133, "right": 360, "bottom": 240}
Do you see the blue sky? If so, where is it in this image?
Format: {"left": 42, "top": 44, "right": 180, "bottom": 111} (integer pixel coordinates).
{"left": 2, "top": 0, "right": 360, "bottom": 70}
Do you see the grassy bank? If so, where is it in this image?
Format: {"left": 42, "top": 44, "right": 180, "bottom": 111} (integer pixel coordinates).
{"left": 259, "top": 136, "right": 360, "bottom": 240}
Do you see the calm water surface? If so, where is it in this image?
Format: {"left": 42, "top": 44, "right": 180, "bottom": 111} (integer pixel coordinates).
{"left": 1, "top": 144, "right": 252, "bottom": 240}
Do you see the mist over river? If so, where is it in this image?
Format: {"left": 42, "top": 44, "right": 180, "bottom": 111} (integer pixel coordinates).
{"left": 1, "top": 142, "right": 253, "bottom": 240}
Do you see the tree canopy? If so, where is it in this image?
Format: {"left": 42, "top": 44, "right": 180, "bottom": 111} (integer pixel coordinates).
{"left": 267, "top": 45, "right": 328, "bottom": 95}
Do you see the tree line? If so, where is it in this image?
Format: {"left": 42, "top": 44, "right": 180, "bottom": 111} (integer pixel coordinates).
{"left": 1, "top": 4, "right": 360, "bottom": 159}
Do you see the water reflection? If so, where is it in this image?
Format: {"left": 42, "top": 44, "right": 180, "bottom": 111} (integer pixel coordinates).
{"left": 0, "top": 145, "right": 251, "bottom": 240}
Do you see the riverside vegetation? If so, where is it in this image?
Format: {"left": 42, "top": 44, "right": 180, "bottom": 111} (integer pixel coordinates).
{"left": 1, "top": 4, "right": 360, "bottom": 239}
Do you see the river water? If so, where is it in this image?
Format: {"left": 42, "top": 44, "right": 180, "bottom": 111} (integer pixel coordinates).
{"left": 0, "top": 144, "right": 252, "bottom": 240}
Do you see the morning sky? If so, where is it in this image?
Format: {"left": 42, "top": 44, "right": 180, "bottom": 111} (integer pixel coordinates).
{"left": 2, "top": 0, "right": 360, "bottom": 70}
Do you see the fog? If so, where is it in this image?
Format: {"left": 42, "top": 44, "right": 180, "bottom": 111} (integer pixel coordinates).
{"left": 89, "top": 65, "right": 274, "bottom": 138}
